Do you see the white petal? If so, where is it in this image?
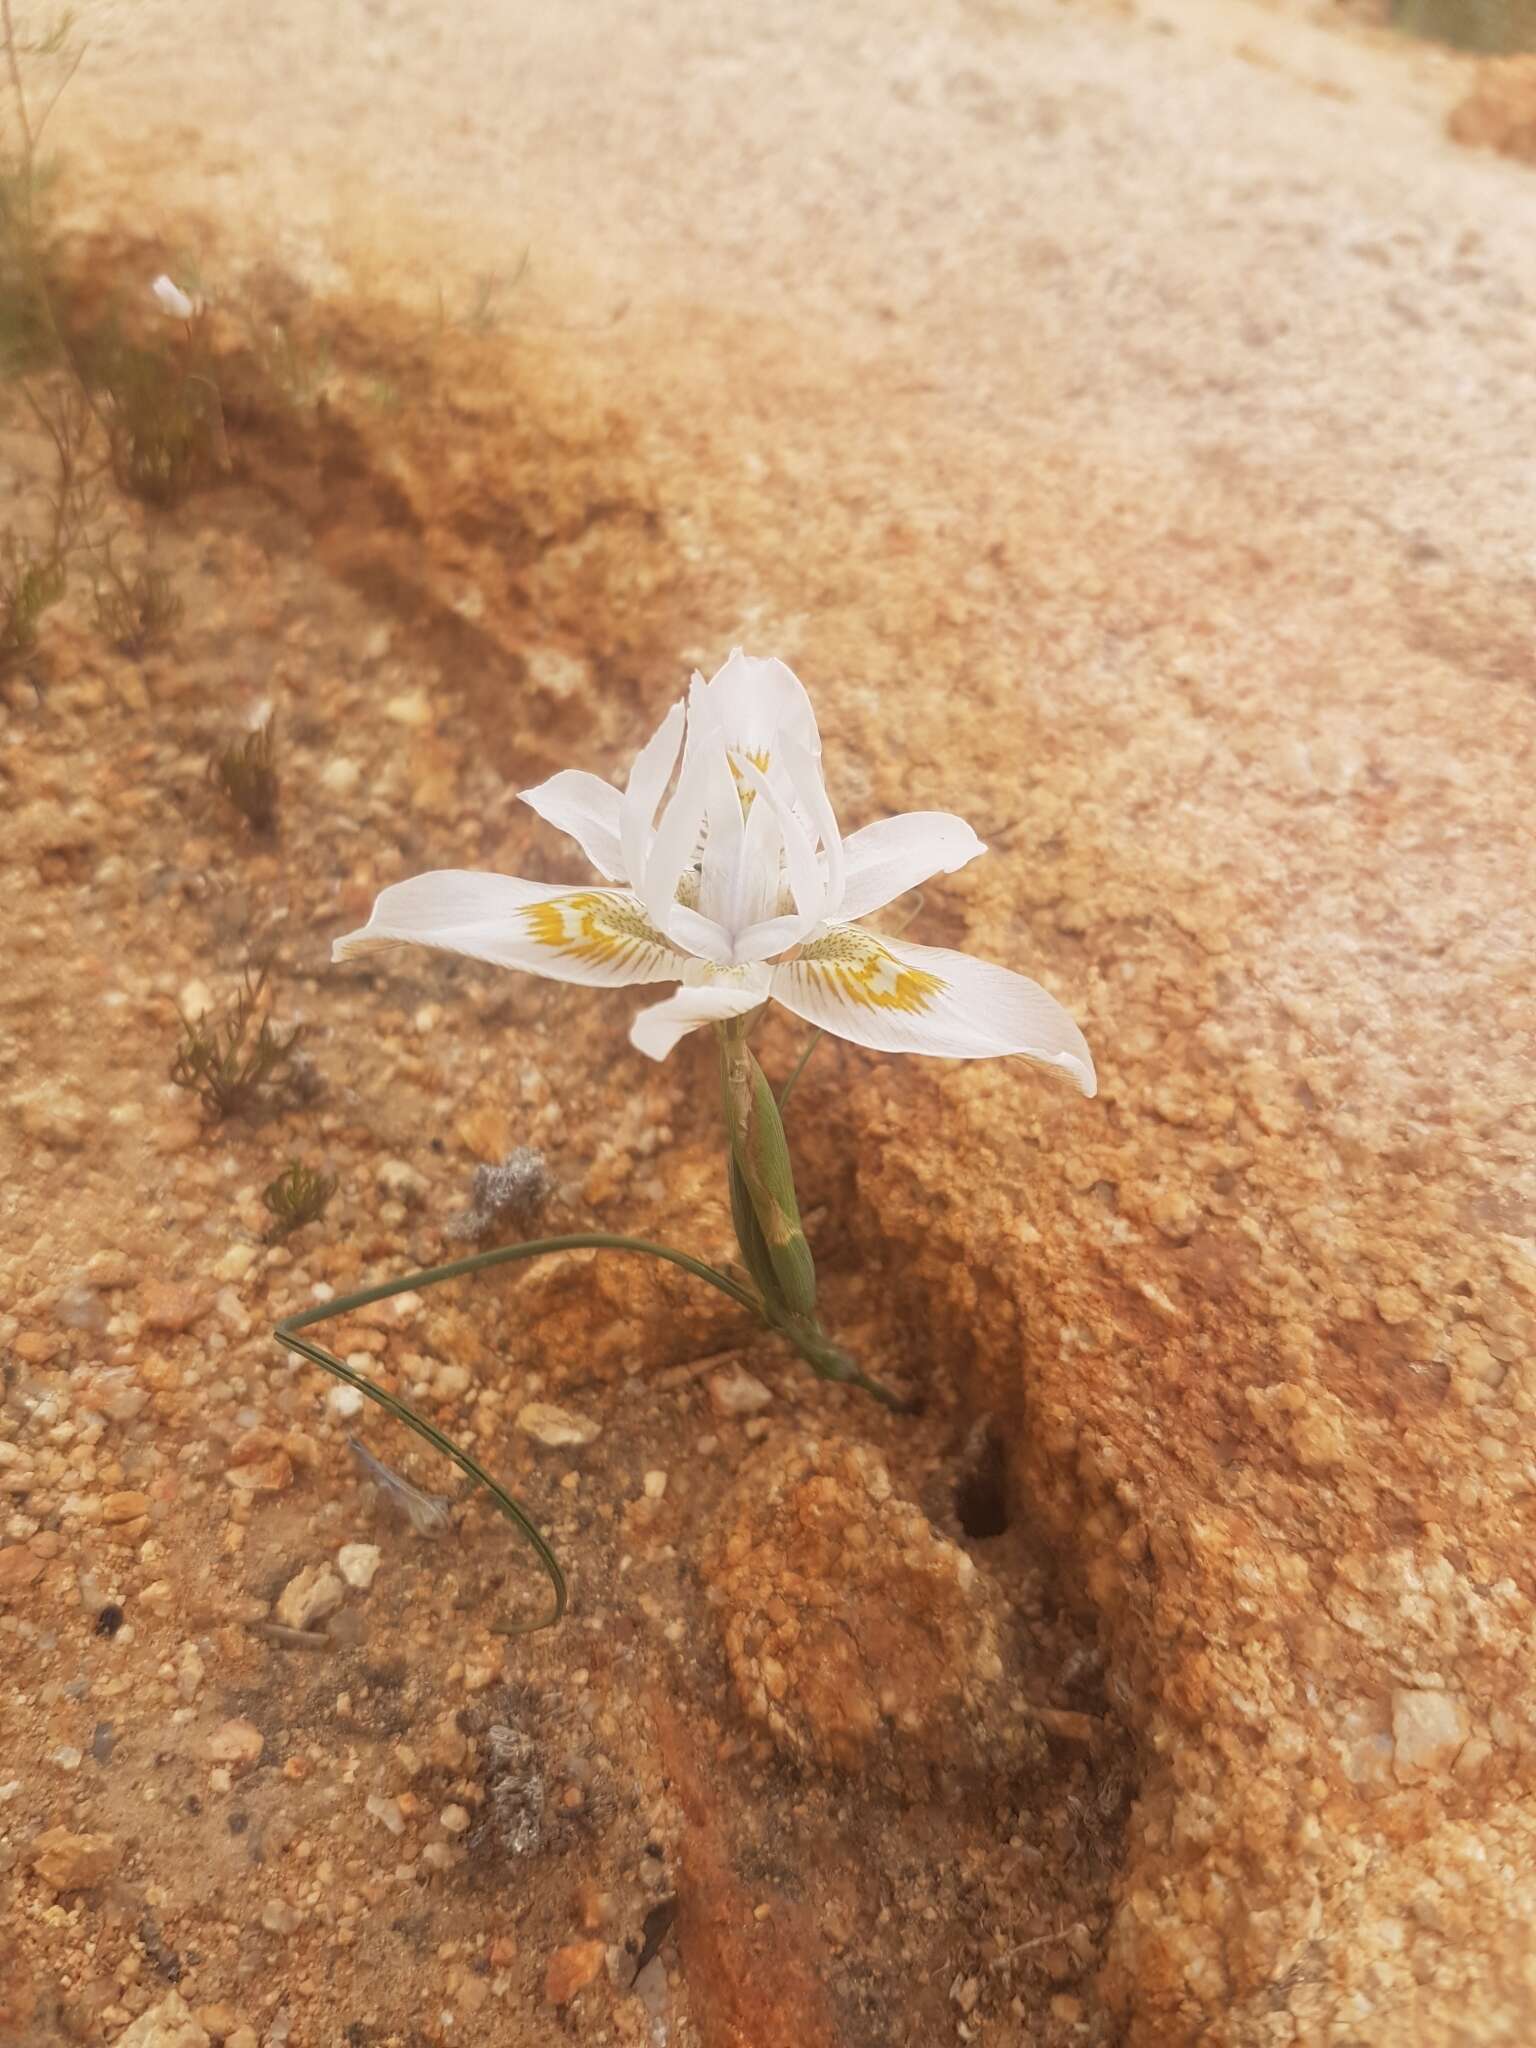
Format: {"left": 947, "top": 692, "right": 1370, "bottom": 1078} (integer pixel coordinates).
{"left": 519, "top": 769, "right": 626, "bottom": 880}
{"left": 778, "top": 733, "right": 844, "bottom": 914}
{"left": 695, "top": 740, "right": 746, "bottom": 931}
{"left": 731, "top": 912, "right": 815, "bottom": 965}
{"left": 836, "top": 813, "right": 987, "bottom": 923}
{"left": 151, "top": 274, "right": 194, "bottom": 319}
{"left": 639, "top": 740, "right": 713, "bottom": 936}
{"left": 629, "top": 976, "right": 769, "bottom": 1061}
{"left": 771, "top": 925, "right": 1096, "bottom": 1092}
{"left": 665, "top": 903, "right": 735, "bottom": 966}
{"left": 333, "top": 871, "right": 692, "bottom": 988}
{"left": 735, "top": 756, "right": 825, "bottom": 941}
{"left": 620, "top": 699, "right": 686, "bottom": 887}
{"left": 693, "top": 648, "right": 821, "bottom": 764}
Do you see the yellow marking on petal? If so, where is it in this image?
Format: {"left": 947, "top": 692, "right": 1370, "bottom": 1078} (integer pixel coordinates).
{"left": 522, "top": 892, "right": 671, "bottom": 970}
{"left": 728, "top": 748, "right": 772, "bottom": 815}
{"left": 798, "top": 927, "right": 946, "bottom": 1015}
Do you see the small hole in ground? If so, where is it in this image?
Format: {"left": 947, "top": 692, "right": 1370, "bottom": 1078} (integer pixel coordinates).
{"left": 955, "top": 1421, "right": 1010, "bottom": 1538}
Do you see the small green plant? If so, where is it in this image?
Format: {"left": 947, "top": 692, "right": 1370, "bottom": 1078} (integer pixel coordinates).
{"left": 211, "top": 718, "right": 278, "bottom": 834}
{"left": 89, "top": 330, "right": 223, "bottom": 505}
{"left": 0, "top": 535, "right": 64, "bottom": 667}
{"left": 171, "top": 968, "right": 306, "bottom": 1120}
{"left": 262, "top": 1161, "right": 338, "bottom": 1241}
{"left": 90, "top": 542, "right": 181, "bottom": 654}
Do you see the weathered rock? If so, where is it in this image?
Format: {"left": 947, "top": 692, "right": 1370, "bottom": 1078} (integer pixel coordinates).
{"left": 111, "top": 1991, "right": 210, "bottom": 2047}
{"left": 707, "top": 1365, "right": 772, "bottom": 1418}
{"left": 543, "top": 1940, "right": 606, "bottom": 2006}
{"left": 140, "top": 1281, "right": 210, "bottom": 1335}
{"left": 702, "top": 1439, "right": 1007, "bottom": 1773}
{"left": 206, "top": 1718, "right": 264, "bottom": 1768}
{"left": 0, "top": 1546, "right": 44, "bottom": 1597}
{"left": 516, "top": 1401, "right": 601, "bottom": 1448}
{"left": 1449, "top": 54, "right": 1536, "bottom": 164}
{"left": 274, "top": 1564, "right": 345, "bottom": 1631}
{"left": 337, "top": 1542, "right": 381, "bottom": 1589}
{"left": 30, "top": 1826, "right": 120, "bottom": 1892}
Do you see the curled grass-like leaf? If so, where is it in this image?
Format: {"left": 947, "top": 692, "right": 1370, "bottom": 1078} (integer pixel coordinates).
{"left": 275, "top": 1234, "right": 761, "bottom": 1632}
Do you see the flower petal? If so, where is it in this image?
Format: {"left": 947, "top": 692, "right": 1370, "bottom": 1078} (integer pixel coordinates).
{"left": 777, "top": 733, "right": 844, "bottom": 914}
{"left": 639, "top": 739, "right": 714, "bottom": 939}
{"left": 334, "top": 872, "right": 692, "bottom": 987}
{"left": 620, "top": 698, "right": 686, "bottom": 888}
{"left": 771, "top": 925, "right": 1096, "bottom": 1092}
{"left": 735, "top": 755, "right": 826, "bottom": 941}
{"left": 836, "top": 813, "right": 987, "bottom": 923}
{"left": 519, "top": 769, "right": 626, "bottom": 880}
{"left": 629, "top": 975, "right": 770, "bottom": 1061}
{"left": 692, "top": 648, "right": 821, "bottom": 766}
{"left": 151, "top": 274, "right": 195, "bottom": 319}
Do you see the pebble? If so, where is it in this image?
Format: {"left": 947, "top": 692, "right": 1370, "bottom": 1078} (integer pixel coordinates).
{"left": 0, "top": 1545, "right": 44, "bottom": 1594}
{"left": 101, "top": 1490, "right": 152, "bottom": 1524}
{"left": 29, "top": 1825, "right": 120, "bottom": 1892}
{"left": 337, "top": 1543, "right": 382, "bottom": 1590}
{"left": 366, "top": 1792, "right": 406, "bottom": 1836}
{"left": 112, "top": 1991, "right": 211, "bottom": 2048}
{"left": 11, "top": 1081, "right": 90, "bottom": 1150}
{"left": 439, "top": 1803, "right": 470, "bottom": 1834}
{"left": 213, "top": 1244, "right": 258, "bottom": 1284}
{"left": 517, "top": 1401, "right": 601, "bottom": 1448}
{"left": 708, "top": 1365, "right": 772, "bottom": 1417}
{"left": 643, "top": 1469, "right": 668, "bottom": 1499}
{"left": 260, "top": 1899, "right": 304, "bottom": 1935}
{"left": 544, "top": 1939, "right": 606, "bottom": 2006}
{"left": 57, "top": 1284, "right": 109, "bottom": 1332}
{"left": 327, "top": 1384, "right": 365, "bottom": 1419}
{"left": 274, "top": 1564, "right": 345, "bottom": 1631}
{"left": 207, "top": 1719, "right": 264, "bottom": 1768}
{"left": 140, "top": 1281, "right": 211, "bottom": 1335}
{"left": 375, "top": 1158, "right": 428, "bottom": 1205}
{"left": 193, "top": 2005, "right": 240, "bottom": 2041}
{"left": 320, "top": 757, "right": 361, "bottom": 796}
{"left": 384, "top": 687, "right": 433, "bottom": 728}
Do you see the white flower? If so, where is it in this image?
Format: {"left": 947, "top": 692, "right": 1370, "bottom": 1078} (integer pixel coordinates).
{"left": 150, "top": 274, "right": 196, "bottom": 320}
{"left": 334, "top": 651, "right": 1096, "bottom": 1092}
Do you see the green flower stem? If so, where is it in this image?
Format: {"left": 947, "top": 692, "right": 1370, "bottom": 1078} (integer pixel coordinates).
{"left": 716, "top": 1019, "right": 907, "bottom": 1413}
{"left": 276, "top": 1233, "right": 759, "bottom": 1631}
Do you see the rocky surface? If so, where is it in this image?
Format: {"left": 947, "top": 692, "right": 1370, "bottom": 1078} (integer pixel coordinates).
{"left": 703, "top": 1438, "right": 1014, "bottom": 1775}
{"left": 1449, "top": 52, "right": 1536, "bottom": 157}
{"left": 2, "top": 0, "right": 1533, "bottom": 2041}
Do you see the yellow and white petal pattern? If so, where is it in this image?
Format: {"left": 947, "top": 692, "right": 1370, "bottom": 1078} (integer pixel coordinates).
{"left": 333, "top": 871, "right": 692, "bottom": 988}
{"left": 770, "top": 925, "right": 1097, "bottom": 1093}
{"left": 519, "top": 769, "right": 627, "bottom": 881}
{"left": 629, "top": 969, "right": 772, "bottom": 1062}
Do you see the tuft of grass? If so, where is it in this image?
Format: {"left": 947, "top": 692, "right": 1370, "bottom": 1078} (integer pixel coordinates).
{"left": 90, "top": 544, "right": 181, "bottom": 654}
{"left": 0, "top": 536, "right": 64, "bottom": 667}
{"left": 86, "top": 330, "right": 222, "bottom": 505}
{"left": 170, "top": 967, "right": 307, "bottom": 1121}
{"left": 262, "top": 1160, "right": 338, "bottom": 1241}
{"left": 210, "top": 717, "right": 278, "bottom": 834}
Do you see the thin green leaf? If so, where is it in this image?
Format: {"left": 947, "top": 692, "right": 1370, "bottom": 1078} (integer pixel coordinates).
{"left": 275, "top": 1233, "right": 758, "bottom": 1632}
{"left": 776, "top": 1028, "right": 825, "bottom": 1114}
